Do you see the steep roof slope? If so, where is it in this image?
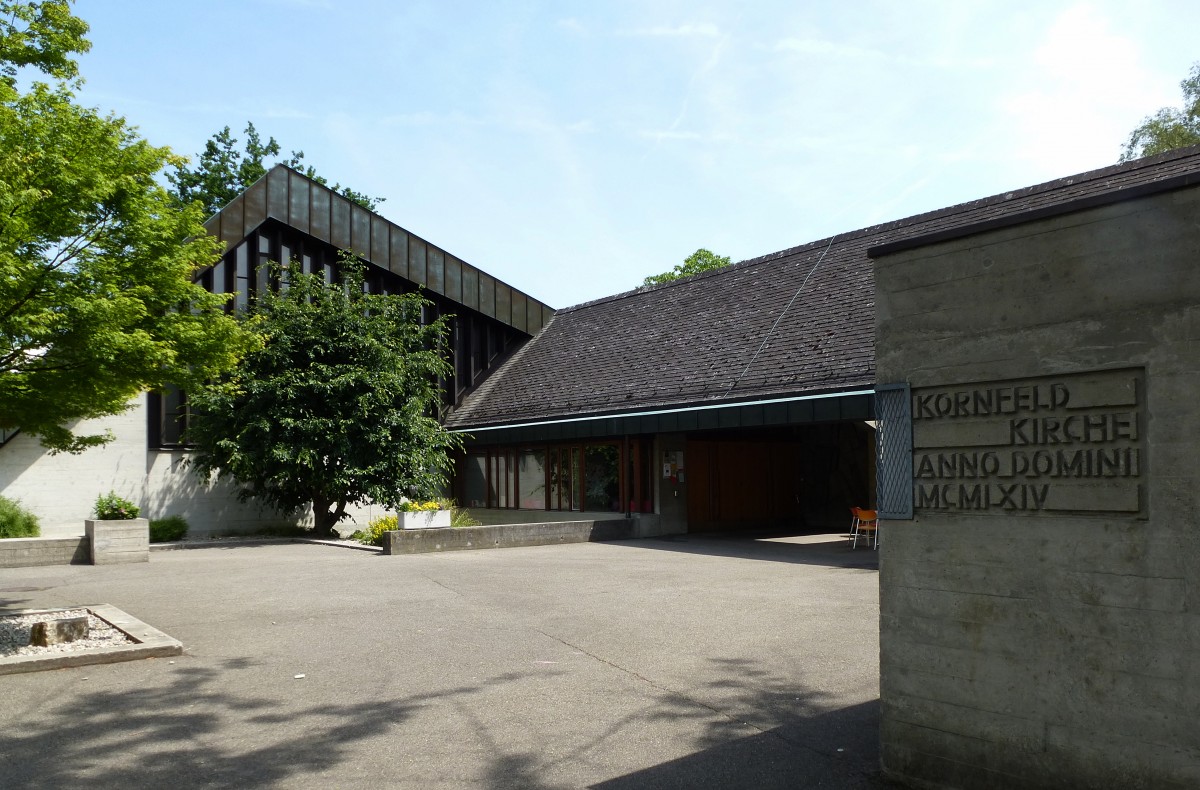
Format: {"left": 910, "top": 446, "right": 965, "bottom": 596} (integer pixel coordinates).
{"left": 447, "top": 146, "right": 1200, "bottom": 429}
{"left": 203, "top": 165, "right": 554, "bottom": 336}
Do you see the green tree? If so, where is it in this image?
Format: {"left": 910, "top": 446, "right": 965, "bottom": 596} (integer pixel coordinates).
{"left": 642, "top": 248, "right": 733, "bottom": 287}
{"left": 0, "top": 1, "right": 255, "bottom": 452}
{"left": 186, "top": 257, "right": 463, "bottom": 538}
{"left": 169, "top": 122, "right": 384, "bottom": 216}
{"left": 0, "top": 0, "right": 88, "bottom": 83}
{"left": 1120, "top": 61, "right": 1200, "bottom": 162}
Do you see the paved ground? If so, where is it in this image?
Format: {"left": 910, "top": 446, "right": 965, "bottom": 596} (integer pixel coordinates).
{"left": 0, "top": 533, "right": 888, "bottom": 789}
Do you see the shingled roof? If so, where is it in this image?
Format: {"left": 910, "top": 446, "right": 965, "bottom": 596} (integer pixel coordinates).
{"left": 446, "top": 145, "right": 1200, "bottom": 430}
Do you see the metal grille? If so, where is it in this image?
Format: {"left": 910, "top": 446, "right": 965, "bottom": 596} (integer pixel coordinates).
{"left": 875, "top": 383, "right": 913, "bottom": 520}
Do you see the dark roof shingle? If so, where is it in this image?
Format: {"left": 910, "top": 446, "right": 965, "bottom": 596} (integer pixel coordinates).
{"left": 446, "top": 145, "right": 1200, "bottom": 429}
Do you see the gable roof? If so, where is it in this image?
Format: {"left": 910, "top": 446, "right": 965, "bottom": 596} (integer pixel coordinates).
{"left": 439, "top": 145, "right": 1200, "bottom": 430}
{"left": 203, "top": 165, "right": 554, "bottom": 336}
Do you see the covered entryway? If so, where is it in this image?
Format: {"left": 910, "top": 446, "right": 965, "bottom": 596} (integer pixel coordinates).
{"left": 686, "top": 422, "right": 874, "bottom": 533}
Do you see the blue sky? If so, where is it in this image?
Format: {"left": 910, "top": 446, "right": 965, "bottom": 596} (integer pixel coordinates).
{"left": 74, "top": 1, "right": 1200, "bottom": 309}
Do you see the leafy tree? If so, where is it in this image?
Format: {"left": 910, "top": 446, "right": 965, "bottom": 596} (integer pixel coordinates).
{"left": 0, "top": 1, "right": 255, "bottom": 452}
{"left": 642, "top": 248, "right": 733, "bottom": 287}
{"left": 0, "top": 0, "right": 88, "bottom": 83}
{"left": 169, "top": 122, "right": 384, "bottom": 216}
{"left": 1120, "top": 61, "right": 1200, "bottom": 162}
{"left": 187, "top": 257, "right": 463, "bottom": 538}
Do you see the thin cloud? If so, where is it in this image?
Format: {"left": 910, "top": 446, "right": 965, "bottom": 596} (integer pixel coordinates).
{"left": 638, "top": 130, "right": 702, "bottom": 142}
{"left": 773, "top": 37, "right": 884, "bottom": 59}
{"left": 624, "top": 23, "right": 721, "bottom": 38}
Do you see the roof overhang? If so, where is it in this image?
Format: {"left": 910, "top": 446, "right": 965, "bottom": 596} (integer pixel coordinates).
{"left": 453, "top": 388, "right": 876, "bottom": 445}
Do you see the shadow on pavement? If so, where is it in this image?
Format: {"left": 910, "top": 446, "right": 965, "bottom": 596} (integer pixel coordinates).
{"left": 609, "top": 532, "right": 879, "bottom": 571}
{"left": 0, "top": 658, "right": 537, "bottom": 789}
{"left": 475, "top": 656, "right": 890, "bottom": 790}
{"left": 589, "top": 701, "right": 893, "bottom": 790}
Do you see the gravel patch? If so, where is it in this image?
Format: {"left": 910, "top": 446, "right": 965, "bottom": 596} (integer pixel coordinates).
{"left": 0, "top": 608, "right": 135, "bottom": 657}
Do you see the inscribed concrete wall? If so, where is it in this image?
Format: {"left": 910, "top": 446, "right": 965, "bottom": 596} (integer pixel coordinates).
{"left": 874, "top": 186, "right": 1200, "bottom": 788}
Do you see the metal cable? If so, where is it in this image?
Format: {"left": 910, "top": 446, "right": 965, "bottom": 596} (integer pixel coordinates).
{"left": 722, "top": 234, "right": 838, "bottom": 397}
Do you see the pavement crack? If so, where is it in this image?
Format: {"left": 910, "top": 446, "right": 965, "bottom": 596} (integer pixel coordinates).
{"left": 425, "top": 577, "right": 465, "bottom": 597}
{"left": 535, "top": 624, "right": 787, "bottom": 739}
{"left": 531, "top": 628, "right": 820, "bottom": 754}
{"left": 533, "top": 629, "right": 666, "bottom": 691}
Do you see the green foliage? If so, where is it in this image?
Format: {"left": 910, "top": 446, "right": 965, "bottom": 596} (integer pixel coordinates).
{"left": 642, "top": 248, "right": 733, "bottom": 287}
{"left": 0, "top": 495, "right": 40, "bottom": 538}
{"left": 0, "top": 2, "right": 256, "bottom": 453}
{"left": 187, "top": 256, "right": 464, "bottom": 539}
{"left": 148, "top": 515, "right": 189, "bottom": 543}
{"left": 0, "top": 1, "right": 90, "bottom": 85}
{"left": 351, "top": 514, "right": 397, "bottom": 546}
{"left": 350, "top": 503, "right": 480, "bottom": 542}
{"left": 450, "top": 507, "right": 481, "bottom": 527}
{"left": 169, "top": 122, "right": 383, "bottom": 216}
{"left": 1121, "top": 62, "right": 1200, "bottom": 162}
{"left": 93, "top": 491, "right": 139, "bottom": 520}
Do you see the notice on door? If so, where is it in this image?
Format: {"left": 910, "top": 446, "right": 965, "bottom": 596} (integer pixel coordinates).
{"left": 910, "top": 369, "right": 1145, "bottom": 515}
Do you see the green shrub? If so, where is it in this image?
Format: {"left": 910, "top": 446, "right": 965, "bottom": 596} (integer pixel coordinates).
{"left": 451, "top": 507, "right": 481, "bottom": 527}
{"left": 0, "top": 495, "right": 40, "bottom": 538}
{"left": 351, "top": 514, "right": 397, "bottom": 546}
{"left": 148, "top": 515, "right": 189, "bottom": 543}
{"left": 93, "top": 491, "right": 140, "bottom": 520}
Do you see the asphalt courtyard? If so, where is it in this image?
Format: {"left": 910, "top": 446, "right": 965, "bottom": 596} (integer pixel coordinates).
{"left": 0, "top": 533, "right": 887, "bottom": 789}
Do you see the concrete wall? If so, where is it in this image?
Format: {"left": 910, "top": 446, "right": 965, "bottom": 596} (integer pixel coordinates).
{"left": 382, "top": 519, "right": 634, "bottom": 554}
{"left": 1, "top": 396, "right": 390, "bottom": 538}
{"left": 470, "top": 507, "right": 668, "bottom": 537}
{"left": 0, "top": 406, "right": 146, "bottom": 537}
{"left": 0, "top": 536, "right": 89, "bottom": 568}
{"left": 874, "top": 187, "right": 1200, "bottom": 788}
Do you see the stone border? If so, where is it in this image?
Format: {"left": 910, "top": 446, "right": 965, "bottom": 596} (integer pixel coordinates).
{"left": 0, "top": 604, "right": 182, "bottom": 676}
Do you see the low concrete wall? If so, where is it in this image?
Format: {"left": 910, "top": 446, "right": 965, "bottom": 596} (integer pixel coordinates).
{"left": 0, "top": 536, "right": 89, "bottom": 568}
{"left": 382, "top": 519, "right": 635, "bottom": 555}
{"left": 470, "top": 509, "right": 669, "bottom": 537}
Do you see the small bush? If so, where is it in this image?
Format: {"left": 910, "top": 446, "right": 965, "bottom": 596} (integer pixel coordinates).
{"left": 94, "top": 491, "right": 140, "bottom": 520}
{"left": 149, "top": 515, "right": 189, "bottom": 543}
{"left": 351, "top": 514, "right": 398, "bottom": 546}
{"left": 451, "top": 507, "right": 481, "bottom": 527}
{"left": 0, "top": 496, "right": 40, "bottom": 538}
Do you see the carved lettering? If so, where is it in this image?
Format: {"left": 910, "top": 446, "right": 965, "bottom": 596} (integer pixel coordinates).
{"left": 910, "top": 371, "right": 1143, "bottom": 514}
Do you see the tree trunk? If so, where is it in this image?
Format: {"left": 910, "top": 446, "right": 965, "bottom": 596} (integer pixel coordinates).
{"left": 310, "top": 497, "right": 348, "bottom": 539}
{"left": 311, "top": 498, "right": 338, "bottom": 539}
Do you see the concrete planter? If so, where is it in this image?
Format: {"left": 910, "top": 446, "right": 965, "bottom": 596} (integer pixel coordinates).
{"left": 398, "top": 509, "right": 451, "bottom": 530}
{"left": 85, "top": 518, "right": 149, "bottom": 565}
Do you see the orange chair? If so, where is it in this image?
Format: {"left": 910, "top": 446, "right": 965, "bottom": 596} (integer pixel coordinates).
{"left": 848, "top": 507, "right": 861, "bottom": 546}
{"left": 852, "top": 509, "right": 878, "bottom": 550}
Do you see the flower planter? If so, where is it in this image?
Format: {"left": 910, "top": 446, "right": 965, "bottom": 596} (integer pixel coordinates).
{"left": 85, "top": 519, "right": 149, "bottom": 565}
{"left": 398, "top": 509, "right": 451, "bottom": 530}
